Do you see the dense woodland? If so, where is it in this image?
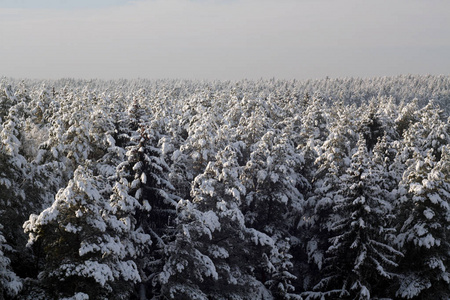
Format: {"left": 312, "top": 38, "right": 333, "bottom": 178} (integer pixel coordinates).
{"left": 0, "top": 75, "right": 449, "bottom": 299}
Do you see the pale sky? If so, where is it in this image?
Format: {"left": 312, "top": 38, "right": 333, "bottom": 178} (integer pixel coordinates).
{"left": 1, "top": 0, "right": 449, "bottom": 80}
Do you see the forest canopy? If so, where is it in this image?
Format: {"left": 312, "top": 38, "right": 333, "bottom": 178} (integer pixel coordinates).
{"left": 0, "top": 75, "right": 449, "bottom": 299}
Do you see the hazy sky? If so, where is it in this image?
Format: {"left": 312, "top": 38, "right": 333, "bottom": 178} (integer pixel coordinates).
{"left": 1, "top": 0, "right": 449, "bottom": 80}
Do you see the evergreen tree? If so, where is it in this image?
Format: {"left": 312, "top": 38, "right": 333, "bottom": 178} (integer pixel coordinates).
{"left": 113, "top": 95, "right": 178, "bottom": 298}
{"left": 395, "top": 147, "right": 450, "bottom": 299}
{"left": 0, "top": 223, "right": 22, "bottom": 299}
{"left": 357, "top": 101, "right": 384, "bottom": 151}
{"left": 300, "top": 107, "right": 358, "bottom": 290}
{"left": 161, "top": 143, "right": 272, "bottom": 299}
{"left": 0, "top": 83, "right": 18, "bottom": 121}
{"left": 24, "top": 166, "right": 146, "bottom": 299}
{"left": 241, "top": 130, "right": 306, "bottom": 298}
{"left": 0, "top": 102, "right": 35, "bottom": 286}
{"left": 119, "top": 125, "right": 177, "bottom": 299}
{"left": 307, "top": 138, "right": 402, "bottom": 299}
{"left": 400, "top": 101, "right": 449, "bottom": 163}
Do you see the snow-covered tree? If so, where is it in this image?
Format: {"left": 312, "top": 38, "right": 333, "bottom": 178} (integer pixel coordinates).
{"left": 399, "top": 101, "right": 449, "bottom": 163}
{"left": 299, "top": 107, "right": 359, "bottom": 289}
{"left": 371, "top": 134, "right": 403, "bottom": 195}
{"left": 24, "top": 165, "right": 146, "bottom": 299}
{"left": 161, "top": 143, "right": 273, "bottom": 299}
{"left": 395, "top": 146, "right": 450, "bottom": 299}
{"left": 170, "top": 107, "right": 227, "bottom": 197}
{"left": 236, "top": 102, "right": 274, "bottom": 147}
{"left": 241, "top": 130, "right": 306, "bottom": 298}
{"left": 0, "top": 223, "right": 22, "bottom": 299}
{"left": 307, "top": 137, "right": 402, "bottom": 299}
{"left": 0, "top": 102, "right": 34, "bottom": 289}
{"left": 242, "top": 131, "right": 305, "bottom": 236}
{"left": 118, "top": 124, "right": 178, "bottom": 298}
{"left": 358, "top": 102, "right": 384, "bottom": 151}
{"left": 0, "top": 83, "right": 18, "bottom": 121}
{"left": 395, "top": 99, "right": 420, "bottom": 138}
{"left": 299, "top": 95, "right": 329, "bottom": 146}
{"left": 109, "top": 94, "right": 179, "bottom": 298}
{"left": 0, "top": 107, "right": 27, "bottom": 211}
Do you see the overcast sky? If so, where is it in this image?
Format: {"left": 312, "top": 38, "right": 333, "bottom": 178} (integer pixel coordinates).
{"left": 1, "top": 0, "right": 449, "bottom": 80}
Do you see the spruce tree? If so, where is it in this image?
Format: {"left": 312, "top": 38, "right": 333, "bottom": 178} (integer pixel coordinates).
{"left": 161, "top": 143, "right": 272, "bottom": 299}
{"left": 303, "top": 138, "right": 401, "bottom": 299}
{"left": 24, "top": 166, "right": 146, "bottom": 299}
{"left": 0, "top": 223, "right": 22, "bottom": 299}
{"left": 119, "top": 125, "right": 177, "bottom": 299}
{"left": 395, "top": 147, "right": 450, "bottom": 299}
{"left": 115, "top": 96, "right": 177, "bottom": 298}
{"left": 300, "top": 107, "right": 358, "bottom": 291}
{"left": 241, "top": 130, "right": 305, "bottom": 299}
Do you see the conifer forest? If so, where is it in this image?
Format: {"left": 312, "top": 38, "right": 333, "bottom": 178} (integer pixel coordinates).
{"left": 0, "top": 75, "right": 449, "bottom": 300}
